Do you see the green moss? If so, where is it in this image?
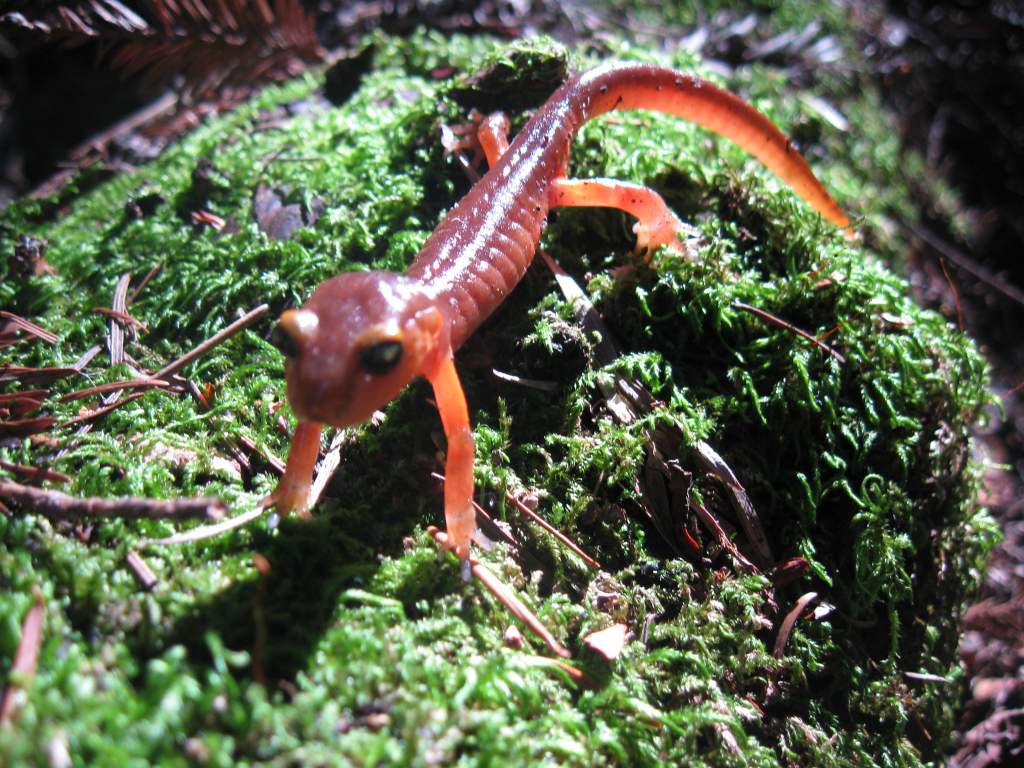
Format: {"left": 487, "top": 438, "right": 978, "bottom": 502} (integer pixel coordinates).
{"left": 1, "top": 27, "right": 995, "bottom": 767}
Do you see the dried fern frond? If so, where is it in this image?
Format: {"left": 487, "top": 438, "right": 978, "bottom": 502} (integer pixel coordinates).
{"left": 1, "top": 1, "right": 149, "bottom": 37}
{"left": 2, "top": 0, "right": 325, "bottom": 97}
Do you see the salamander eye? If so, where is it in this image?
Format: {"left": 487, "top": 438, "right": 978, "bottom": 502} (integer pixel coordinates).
{"left": 360, "top": 339, "right": 403, "bottom": 375}
{"left": 271, "top": 323, "right": 298, "bottom": 358}
{"left": 273, "top": 309, "right": 318, "bottom": 359}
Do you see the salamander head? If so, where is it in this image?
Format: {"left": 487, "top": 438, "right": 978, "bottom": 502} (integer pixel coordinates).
{"left": 273, "top": 271, "right": 447, "bottom": 427}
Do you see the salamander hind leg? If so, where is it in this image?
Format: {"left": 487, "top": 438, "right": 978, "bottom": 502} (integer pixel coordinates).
{"left": 475, "top": 112, "right": 511, "bottom": 167}
{"left": 548, "top": 177, "right": 699, "bottom": 259}
{"left": 441, "top": 110, "right": 512, "bottom": 173}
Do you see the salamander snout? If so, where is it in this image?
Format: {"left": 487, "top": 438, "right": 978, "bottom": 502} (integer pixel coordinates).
{"left": 274, "top": 271, "right": 447, "bottom": 427}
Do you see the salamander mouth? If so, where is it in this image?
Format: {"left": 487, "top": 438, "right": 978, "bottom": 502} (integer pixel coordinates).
{"left": 286, "top": 357, "right": 398, "bottom": 429}
{"left": 284, "top": 363, "right": 347, "bottom": 426}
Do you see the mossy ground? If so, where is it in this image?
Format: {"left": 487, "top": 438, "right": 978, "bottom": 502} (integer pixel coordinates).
{"left": 0, "top": 25, "right": 997, "bottom": 768}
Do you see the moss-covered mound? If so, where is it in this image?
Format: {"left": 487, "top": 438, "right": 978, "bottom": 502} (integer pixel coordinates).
{"left": 0, "top": 33, "right": 996, "bottom": 766}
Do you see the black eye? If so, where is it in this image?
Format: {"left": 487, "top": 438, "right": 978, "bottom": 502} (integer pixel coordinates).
{"left": 360, "top": 340, "right": 403, "bottom": 374}
{"left": 270, "top": 323, "right": 298, "bottom": 358}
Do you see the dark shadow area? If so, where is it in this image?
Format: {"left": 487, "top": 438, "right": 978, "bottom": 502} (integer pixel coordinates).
{"left": 0, "top": 43, "right": 161, "bottom": 204}
{"left": 167, "top": 383, "right": 452, "bottom": 681}
{"left": 861, "top": 4, "right": 1024, "bottom": 763}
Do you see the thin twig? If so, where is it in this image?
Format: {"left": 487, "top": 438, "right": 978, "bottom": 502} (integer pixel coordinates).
{"left": 427, "top": 472, "right": 561, "bottom": 571}
{"left": 0, "top": 588, "right": 45, "bottom": 725}
{"left": 108, "top": 273, "right": 132, "bottom": 366}
{"left": 1004, "top": 380, "right": 1024, "bottom": 398}
{"left": 70, "top": 91, "right": 178, "bottom": 161}
{"left": 0, "top": 311, "right": 58, "bottom": 344}
{"left": 818, "top": 323, "right": 842, "bottom": 341}
{"left": 0, "top": 389, "right": 48, "bottom": 404}
{"left": 640, "top": 613, "right": 657, "bottom": 645}
{"left": 236, "top": 435, "right": 286, "bottom": 475}
{"left": 428, "top": 526, "right": 570, "bottom": 658}
{"left": 151, "top": 304, "right": 269, "bottom": 381}
{"left": 0, "top": 366, "right": 78, "bottom": 385}
{"left": 691, "top": 496, "right": 759, "bottom": 573}
{"left": 773, "top": 591, "right": 820, "bottom": 657}
{"left": 938, "top": 258, "right": 965, "bottom": 332}
{"left": 470, "top": 497, "right": 520, "bottom": 550}
{"left": 0, "top": 417, "right": 57, "bottom": 438}
{"left": 307, "top": 429, "right": 352, "bottom": 511}
{"left": 539, "top": 252, "right": 685, "bottom": 553}
{"left": 57, "top": 391, "right": 146, "bottom": 428}
{"left": 518, "top": 654, "right": 585, "bottom": 684}
{"left": 428, "top": 472, "right": 520, "bottom": 551}
{"left": 125, "top": 550, "right": 158, "bottom": 591}
{"left": 491, "top": 369, "right": 560, "bottom": 392}
{"left": 128, "top": 263, "right": 163, "bottom": 305}
{"left": 505, "top": 489, "right": 600, "bottom": 569}
{"left": 186, "top": 379, "right": 214, "bottom": 411}
{"left": 141, "top": 504, "right": 268, "bottom": 547}
{"left": 72, "top": 345, "right": 102, "bottom": 372}
{"left": 29, "top": 91, "right": 177, "bottom": 201}
{"left": 694, "top": 440, "right": 774, "bottom": 569}
{"left": 538, "top": 249, "right": 621, "bottom": 363}
{"left": 59, "top": 378, "right": 171, "bottom": 403}
{"left": 903, "top": 670, "right": 952, "bottom": 684}
{"left": 906, "top": 221, "right": 1024, "bottom": 308}
{"left": 191, "top": 210, "right": 226, "bottom": 230}
{"left": 91, "top": 307, "right": 149, "bottom": 334}
{"left": 0, "top": 460, "right": 70, "bottom": 485}
{"left": 0, "top": 478, "right": 226, "bottom": 522}
{"left": 733, "top": 301, "right": 846, "bottom": 364}
{"left": 0, "top": 395, "right": 45, "bottom": 418}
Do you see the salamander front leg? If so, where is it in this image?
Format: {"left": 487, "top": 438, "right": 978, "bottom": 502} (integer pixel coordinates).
{"left": 475, "top": 112, "right": 511, "bottom": 167}
{"left": 425, "top": 354, "right": 476, "bottom": 566}
{"left": 549, "top": 177, "right": 698, "bottom": 258}
{"left": 268, "top": 420, "right": 323, "bottom": 518}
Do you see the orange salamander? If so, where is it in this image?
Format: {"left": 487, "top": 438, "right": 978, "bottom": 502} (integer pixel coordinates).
{"left": 268, "top": 61, "right": 849, "bottom": 563}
